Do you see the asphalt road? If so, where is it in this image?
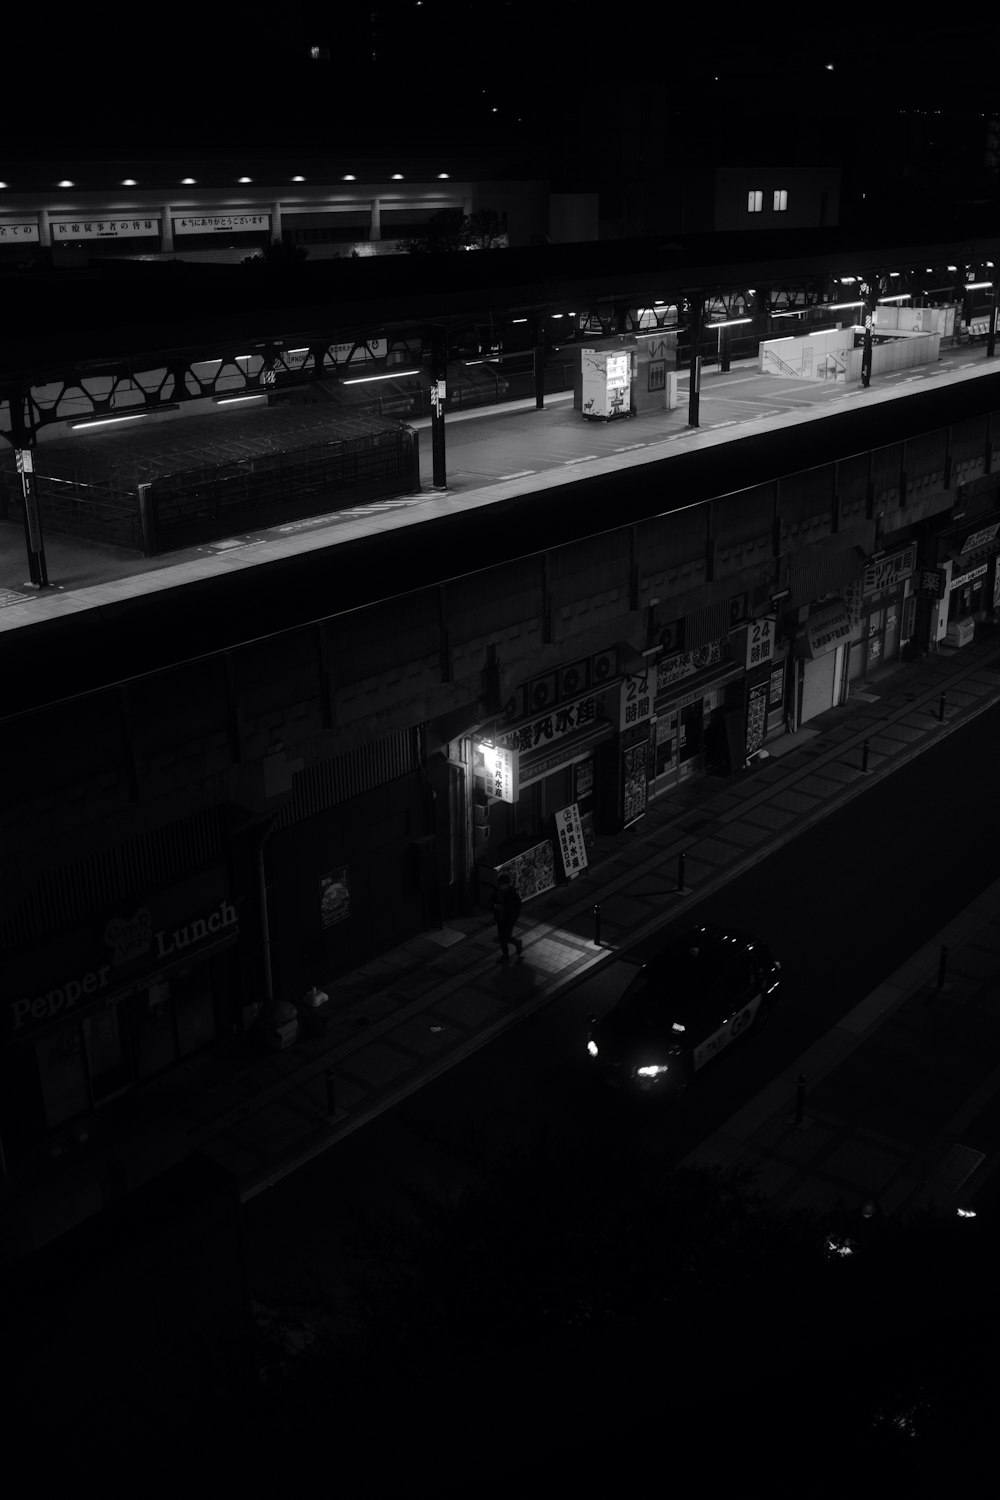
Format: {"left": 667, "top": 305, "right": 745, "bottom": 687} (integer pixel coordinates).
{"left": 243, "top": 699, "right": 1000, "bottom": 1308}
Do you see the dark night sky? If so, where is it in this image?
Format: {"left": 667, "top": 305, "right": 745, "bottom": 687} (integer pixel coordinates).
{"left": 7, "top": 6, "right": 999, "bottom": 163}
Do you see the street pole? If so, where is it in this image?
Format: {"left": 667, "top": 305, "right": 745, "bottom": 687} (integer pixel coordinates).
{"left": 430, "top": 326, "right": 447, "bottom": 490}
{"left": 532, "top": 315, "right": 545, "bottom": 409}
{"left": 16, "top": 446, "right": 48, "bottom": 588}
{"left": 687, "top": 293, "right": 704, "bottom": 428}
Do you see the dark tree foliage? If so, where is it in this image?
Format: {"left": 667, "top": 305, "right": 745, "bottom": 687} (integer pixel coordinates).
{"left": 402, "top": 208, "right": 506, "bottom": 255}
{"left": 242, "top": 235, "right": 310, "bottom": 268}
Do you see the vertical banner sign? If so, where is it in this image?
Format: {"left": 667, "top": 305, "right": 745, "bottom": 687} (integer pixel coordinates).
{"left": 619, "top": 668, "right": 653, "bottom": 730}
{"left": 745, "top": 681, "right": 768, "bottom": 757}
{"left": 622, "top": 741, "right": 648, "bottom": 827}
{"left": 746, "top": 617, "right": 775, "bottom": 669}
{"left": 482, "top": 744, "right": 519, "bottom": 803}
{"left": 554, "top": 803, "right": 588, "bottom": 878}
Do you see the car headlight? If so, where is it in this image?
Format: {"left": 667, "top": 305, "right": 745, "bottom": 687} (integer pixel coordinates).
{"left": 587, "top": 1039, "right": 599, "bottom": 1058}
{"left": 635, "top": 1063, "right": 669, "bottom": 1078}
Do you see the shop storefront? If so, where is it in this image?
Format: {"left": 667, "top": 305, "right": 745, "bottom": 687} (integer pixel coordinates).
{"left": 648, "top": 636, "right": 745, "bottom": 795}
{"left": 795, "top": 600, "right": 853, "bottom": 723}
{"left": 0, "top": 869, "right": 238, "bottom": 1146}
{"left": 477, "top": 674, "right": 617, "bottom": 898}
{"left": 844, "top": 543, "right": 916, "bottom": 682}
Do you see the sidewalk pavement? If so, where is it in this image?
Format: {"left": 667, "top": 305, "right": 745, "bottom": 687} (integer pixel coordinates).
{"left": 6, "top": 629, "right": 1000, "bottom": 1257}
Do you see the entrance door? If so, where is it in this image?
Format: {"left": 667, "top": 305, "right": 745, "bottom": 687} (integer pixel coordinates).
{"left": 678, "top": 699, "right": 703, "bottom": 781}
{"left": 867, "top": 607, "right": 884, "bottom": 670}
{"left": 82, "top": 1003, "right": 132, "bottom": 1103}
{"left": 883, "top": 600, "right": 900, "bottom": 662}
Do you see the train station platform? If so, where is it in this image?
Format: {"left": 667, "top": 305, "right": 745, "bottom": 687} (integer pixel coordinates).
{"left": 0, "top": 340, "right": 996, "bottom": 634}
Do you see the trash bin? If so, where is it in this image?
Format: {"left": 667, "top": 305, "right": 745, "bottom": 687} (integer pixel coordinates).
{"left": 297, "top": 985, "right": 331, "bottom": 1039}
{"left": 258, "top": 999, "right": 299, "bottom": 1050}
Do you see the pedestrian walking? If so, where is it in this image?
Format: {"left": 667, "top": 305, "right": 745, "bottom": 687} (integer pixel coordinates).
{"left": 491, "top": 872, "right": 523, "bottom": 962}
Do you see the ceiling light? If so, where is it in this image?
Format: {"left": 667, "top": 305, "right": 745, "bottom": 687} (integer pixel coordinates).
{"left": 238, "top": 177, "right": 252, "bottom": 184}
{"left": 57, "top": 180, "right": 74, "bottom": 188}
{"left": 122, "top": 178, "right": 137, "bottom": 186}
{"left": 437, "top": 173, "right": 449, "bottom": 179}
{"left": 391, "top": 173, "right": 404, "bottom": 180}
{"left": 343, "top": 174, "right": 356, "bottom": 181}
{"left": 292, "top": 175, "right": 305, "bottom": 182}
{"left": 181, "top": 178, "right": 196, "bottom": 185}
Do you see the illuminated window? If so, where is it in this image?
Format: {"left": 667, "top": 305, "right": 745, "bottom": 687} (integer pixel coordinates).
{"left": 773, "top": 188, "right": 788, "bottom": 211}
{"left": 747, "top": 189, "right": 763, "bottom": 213}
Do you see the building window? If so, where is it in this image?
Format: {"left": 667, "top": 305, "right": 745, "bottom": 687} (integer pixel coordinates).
{"left": 747, "top": 190, "right": 763, "bottom": 213}
{"left": 773, "top": 189, "right": 788, "bottom": 212}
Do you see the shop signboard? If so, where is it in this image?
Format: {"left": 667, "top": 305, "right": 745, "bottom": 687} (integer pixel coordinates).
{"left": 994, "top": 562, "right": 1000, "bottom": 612}
{"left": 554, "top": 802, "right": 588, "bottom": 878}
{"left": 802, "top": 601, "right": 853, "bottom": 658}
{"left": 918, "top": 568, "right": 946, "bottom": 598}
{"left": 5, "top": 895, "right": 238, "bottom": 1041}
{"left": 481, "top": 743, "right": 519, "bottom": 802}
{"left": 618, "top": 668, "right": 652, "bottom": 730}
{"left": 769, "top": 663, "right": 785, "bottom": 707}
{"left": 951, "top": 561, "right": 988, "bottom": 589}
{"left": 574, "top": 758, "right": 594, "bottom": 799}
{"left": 496, "top": 688, "right": 609, "bottom": 756}
{"left": 655, "top": 638, "right": 725, "bottom": 693}
{"left": 862, "top": 544, "right": 916, "bottom": 598}
{"left": 320, "top": 868, "right": 351, "bottom": 928}
{"left": 960, "top": 522, "right": 999, "bottom": 552}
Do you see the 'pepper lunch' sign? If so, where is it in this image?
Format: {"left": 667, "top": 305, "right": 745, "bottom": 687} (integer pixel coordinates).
{"left": 6, "top": 898, "right": 238, "bottom": 1039}
{"left": 496, "top": 690, "right": 608, "bottom": 756}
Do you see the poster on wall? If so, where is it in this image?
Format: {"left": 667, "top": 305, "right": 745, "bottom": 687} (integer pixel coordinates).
{"left": 746, "top": 681, "right": 768, "bottom": 757}
{"left": 622, "top": 741, "right": 648, "bottom": 827}
{"left": 554, "top": 803, "right": 589, "bottom": 878}
{"left": 496, "top": 842, "right": 556, "bottom": 901}
{"left": 320, "top": 867, "right": 351, "bottom": 927}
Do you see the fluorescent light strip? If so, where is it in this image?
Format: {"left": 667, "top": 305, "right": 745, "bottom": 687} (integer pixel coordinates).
{"left": 71, "top": 411, "right": 161, "bottom": 430}
{"left": 342, "top": 369, "right": 420, "bottom": 384}
{"left": 214, "top": 393, "right": 267, "bottom": 405}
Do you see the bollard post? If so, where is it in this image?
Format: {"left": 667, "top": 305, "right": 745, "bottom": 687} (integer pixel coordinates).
{"left": 938, "top": 692, "right": 947, "bottom": 723}
{"left": 325, "top": 1066, "right": 337, "bottom": 1117}
{"left": 936, "top": 944, "right": 949, "bottom": 991}
{"left": 593, "top": 904, "right": 601, "bottom": 947}
{"left": 861, "top": 737, "right": 870, "bottom": 774}
{"left": 794, "top": 1073, "right": 806, "bottom": 1126}
{"left": 677, "top": 852, "right": 686, "bottom": 893}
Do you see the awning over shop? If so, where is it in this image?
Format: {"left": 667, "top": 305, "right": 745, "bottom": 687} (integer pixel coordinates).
{"left": 795, "top": 600, "right": 853, "bottom": 658}
{"left": 787, "top": 545, "right": 866, "bottom": 608}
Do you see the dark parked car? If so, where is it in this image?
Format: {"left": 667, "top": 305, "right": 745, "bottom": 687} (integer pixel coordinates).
{"left": 586, "top": 923, "right": 781, "bottom": 1093}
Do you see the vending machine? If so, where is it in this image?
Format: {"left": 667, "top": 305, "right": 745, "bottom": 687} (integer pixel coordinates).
{"left": 581, "top": 348, "right": 633, "bottom": 420}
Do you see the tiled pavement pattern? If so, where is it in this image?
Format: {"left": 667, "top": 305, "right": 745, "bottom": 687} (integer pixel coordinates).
{"left": 6, "top": 630, "right": 1000, "bottom": 1255}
